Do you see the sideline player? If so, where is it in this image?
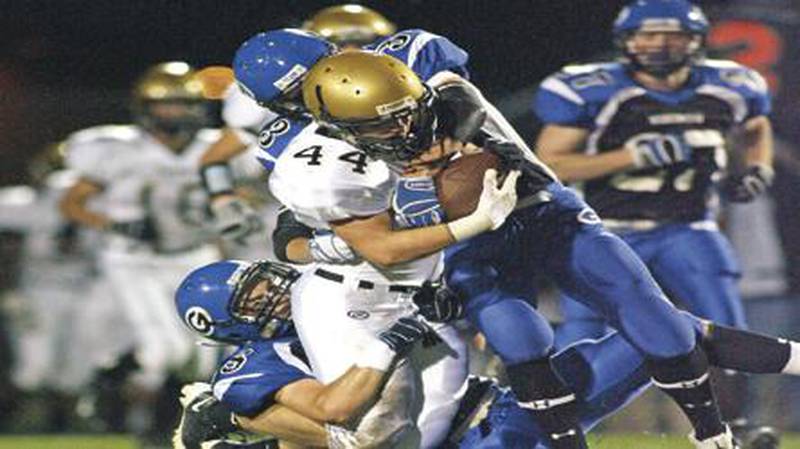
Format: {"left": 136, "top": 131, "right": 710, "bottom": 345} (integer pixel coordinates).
{"left": 532, "top": 0, "right": 773, "bottom": 432}
{"left": 59, "top": 61, "right": 260, "bottom": 441}
{"left": 173, "top": 259, "right": 799, "bottom": 449}
{"left": 300, "top": 51, "right": 741, "bottom": 448}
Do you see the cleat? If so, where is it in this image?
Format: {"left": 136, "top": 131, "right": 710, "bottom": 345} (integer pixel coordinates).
{"left": 689, "top": 425, "right": 740, "bottom": 449}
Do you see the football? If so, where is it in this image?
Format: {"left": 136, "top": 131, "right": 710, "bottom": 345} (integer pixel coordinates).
{"left": 434, "top": 151, "right": 502, "bottom": 220}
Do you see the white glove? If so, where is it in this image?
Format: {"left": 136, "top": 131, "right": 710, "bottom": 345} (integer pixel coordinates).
{"left": 447, "top": 169, "right": 521, "bottom": 241}
{"left": 309, "top": 232, "right": 362, "bottom": 264}
{"left": 210, "top": 196, "right": 264, "bottom": 243}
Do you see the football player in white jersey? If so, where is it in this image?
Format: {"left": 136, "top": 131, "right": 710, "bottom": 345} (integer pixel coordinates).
{"left": 59, "top": 61, "right": 261, "bottom": 442}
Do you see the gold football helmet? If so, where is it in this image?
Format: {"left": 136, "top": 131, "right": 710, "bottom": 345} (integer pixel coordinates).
{"left": 132, "top": 61, "right": 213, "bottom": 136}
{"left": 303, "top": 51, "right": 436, "bottom": 162}
{"left": 303, "top": 4, "right": 396, "bottom": 47}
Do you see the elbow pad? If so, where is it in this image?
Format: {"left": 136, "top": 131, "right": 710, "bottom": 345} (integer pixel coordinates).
{"left": 272, "top": 207, "right": 313, "bottom": 262}
{"left": 436, "top": 83, "right": 487, "bottom": 143}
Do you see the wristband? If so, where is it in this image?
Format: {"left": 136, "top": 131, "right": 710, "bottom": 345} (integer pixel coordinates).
{"left": 446, "top": 212, "right": 492, "bottom": 242}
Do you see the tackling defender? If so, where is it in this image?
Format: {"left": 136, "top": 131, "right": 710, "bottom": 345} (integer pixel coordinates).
{"left": 172, "top": 258, "right": 800, "bottom": 449}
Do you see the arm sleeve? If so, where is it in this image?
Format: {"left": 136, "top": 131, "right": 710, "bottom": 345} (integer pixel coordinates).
{"left": 408, "top": 31, "right": 470, "bottom": 81}
{"left": 213, "top": 344, "right": 312, "bottom": 417}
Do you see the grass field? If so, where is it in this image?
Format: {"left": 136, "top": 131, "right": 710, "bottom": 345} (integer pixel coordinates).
{"left": 0, "top": 434, "right": 799, "bottom": 449}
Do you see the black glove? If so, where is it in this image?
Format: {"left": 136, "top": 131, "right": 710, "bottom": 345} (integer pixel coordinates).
{"left": 413, "top": 281, "right": 465, "bottom": 323}
{"left": 176, "top": 383, "right": 239, "bottom": 449}
{"left": 109, "top": 218, "right": 157, "bottom": 242}
{"left": 719, "top": 165, "right": 774, "bottom": 203}
{"left": 378, "top": 316, "right": 443, "bottom": 356}
{"left": 436, "top": 83, "right": 487, "bottom": 143}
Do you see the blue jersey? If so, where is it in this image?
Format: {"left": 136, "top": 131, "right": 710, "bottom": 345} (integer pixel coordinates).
{"left": 211, "top": 336, "right": 312, "bottom": 417}
{"left": 533, "top": 60, "right": 771, "bottom": 222}
{"left": 256, "top": 29, "right": 470, "bottom": 170}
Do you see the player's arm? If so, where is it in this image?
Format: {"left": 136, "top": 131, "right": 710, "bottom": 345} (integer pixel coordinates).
{"left": 742, "top": 115, "right": 773, "bottom": 168}
{"left": 59, "top": 178, "right": 110, "bottom": 230}
{"left": 235, "top": 403, "right": 328, "bottom": 448}
{"left": 536, "top": 125, "right": 638, "bottom": 182}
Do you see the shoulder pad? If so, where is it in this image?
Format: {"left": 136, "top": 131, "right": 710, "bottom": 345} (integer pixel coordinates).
{"left": 555, "top": 62, "right": 625, "bottom": 91}
{"left": 370, "top": 29, "right": 469, "bottom": 81}
{"left": 67, "top": 124, "right": 142, "bottom": 145}
{"left": 698, "top": 60, "right": 769, "bottom": 94}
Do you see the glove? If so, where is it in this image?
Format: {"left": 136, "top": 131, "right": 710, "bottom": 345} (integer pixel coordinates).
{"left": 210, "top": 196, "right": 264, "bottom": 243}
{"left": 625, "top": 132, "right": 692, "bottom": 169}
{"left": 175, "top": 383, "right": 239, "bottom": 449}
{"left": 447, "top": 169, "right": 521, "bottom": 241}
{"left": 718, "top": 164, "right": 774, "bottom": 203}
{"left": 392, "top": 176, "right": 446, "bottom": 229}
{"left": 109, "top": 218, "right": 157, "bottom": 242}
{"left": 378, "top": 316, "right": 443, "bottom": 357}
{"left": 413, "top": 281, "right": 465, "bottom": 323}
{"left": 309, "top": 231, "right": 361, "bottom": 264}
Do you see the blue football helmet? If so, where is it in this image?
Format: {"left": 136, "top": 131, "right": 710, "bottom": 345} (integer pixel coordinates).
{"left": 233, "top": 29, "right": 336, "bottom": 117}
{"left": 175, "top": 259, "right": 300, "bottom": 344}
{"left": 613, "top": 0, "right": 709, "bottom": 77}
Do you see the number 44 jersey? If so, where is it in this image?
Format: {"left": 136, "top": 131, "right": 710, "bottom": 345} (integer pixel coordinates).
{"left": 534, "top": 60, "right": 771, "bottom": 223}
{"left": 268, "top": 121, "right": 441, "bottom": 284}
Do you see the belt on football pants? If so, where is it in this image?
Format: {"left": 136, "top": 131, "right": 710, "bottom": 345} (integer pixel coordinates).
{"left": 314, "top": 268, "right": 419, "bottom": 294}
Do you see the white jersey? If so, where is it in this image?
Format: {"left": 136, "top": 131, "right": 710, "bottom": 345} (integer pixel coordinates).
{"left": 65, "top": 124, "right": 260, "bottom": 253}
{"left": 269, "top": 123, "right": 441, "bottom": 284}
{"left": 0, "top": 173, "right": 96, "bottom": 286}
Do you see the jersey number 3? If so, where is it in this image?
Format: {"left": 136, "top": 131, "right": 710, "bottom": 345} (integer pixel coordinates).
{"left": 293, "top": 145, "right": 369, "bottom": 174}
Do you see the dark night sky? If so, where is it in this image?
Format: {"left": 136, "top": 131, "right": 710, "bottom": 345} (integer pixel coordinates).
{"left": 0, "top": 0, "right": 739, "bottom": 183}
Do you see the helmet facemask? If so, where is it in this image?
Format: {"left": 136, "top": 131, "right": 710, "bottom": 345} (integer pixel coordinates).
{"left": 136, "top": 99, "right": 213, "bottom": 138}
{"left": 619, "top": 29, "right": 704, "bottom": 78}
{"left": 321, "top": 85, "right": 437, "bottom": 165}
{"left": 228, "top": 261, "right": 299, "bottom": 339}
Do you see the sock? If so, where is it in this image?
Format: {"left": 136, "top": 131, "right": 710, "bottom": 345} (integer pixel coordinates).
{"left": 507, "top": 357, "right": 587, "bottom": 449}
{"left": 647, "top": 345, "right": 725, "bottom": 441}
{"left": 702, "top": 323, "right": 793, "bottom": 374}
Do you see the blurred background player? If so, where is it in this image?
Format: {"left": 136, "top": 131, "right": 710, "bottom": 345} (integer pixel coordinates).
{"left": 532, "top": 0, "right": 773, "bottom": 439}
{"left": 59, "top": 61, "right": 261, "bottom": 445}
{"left": 199, "top": 4, "right": 397, "bottom": 247}
{"left": 0, "top": 143, "right": 101, "bottom": 431}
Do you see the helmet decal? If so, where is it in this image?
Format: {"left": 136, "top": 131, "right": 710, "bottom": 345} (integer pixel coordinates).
{"left": 185, "top": 306, "right": 215, "bottom": 336}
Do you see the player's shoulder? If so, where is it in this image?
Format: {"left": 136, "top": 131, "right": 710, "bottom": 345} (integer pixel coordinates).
{"left": 369, "top": 28, "right": 468, "bottom": 80}
{"left": 540, "top": 61, "right": 633, "bottom": 104}
{"left": 67, "top": 124, "right": 143, "bottom": 147}
{"left": 694, "top": 59, "right": 769, "bottom": 96}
